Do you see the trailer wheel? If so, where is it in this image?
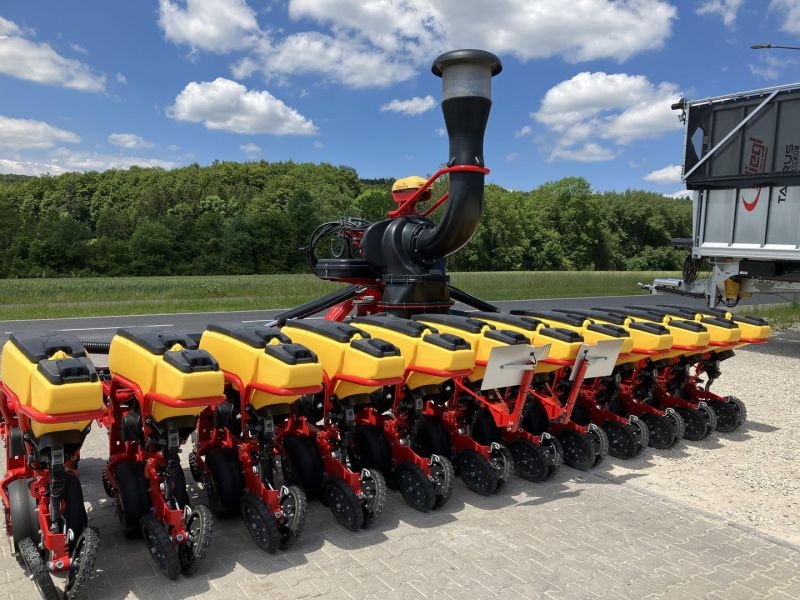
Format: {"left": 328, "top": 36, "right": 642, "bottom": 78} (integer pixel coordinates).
{"left": 395, "top": 461, "right": 436, "bottom": 512}
{"left": 140, "top": 515, "right": 180, "bottom": 580}
{"left": 19, "top": 537, "right": 59, "bottom": 600}
{"left": 65, "top": 526, "right": 100, "bottom": 600}
{"left": 8, "top": 478, "right": 38, "bottom": 550}
{"left": 457, "top": 450, "right": 498, "bottom": 496}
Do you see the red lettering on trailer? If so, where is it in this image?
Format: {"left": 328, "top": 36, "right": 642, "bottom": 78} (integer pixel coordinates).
{"left": 741, "top": 138, "right": 768, "bottom": 212}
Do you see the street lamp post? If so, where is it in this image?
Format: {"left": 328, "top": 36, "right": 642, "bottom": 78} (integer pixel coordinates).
{"left": 751, "top": 43, "right": 800, "bottom": 50}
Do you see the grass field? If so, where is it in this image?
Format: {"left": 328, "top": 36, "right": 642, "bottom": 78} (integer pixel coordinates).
{"left": 742, "top": 301, "right": 800, "bottom": 330}
{"left": 0, "top": 271, "right": 678, "bottom": 320}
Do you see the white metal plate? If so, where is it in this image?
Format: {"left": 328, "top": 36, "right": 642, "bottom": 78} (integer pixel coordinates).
{"left": 569, "top": 339, "right": 624, "bottom": 381}
{"left": 481, "top": 344, "right": 551, "bottom": 391}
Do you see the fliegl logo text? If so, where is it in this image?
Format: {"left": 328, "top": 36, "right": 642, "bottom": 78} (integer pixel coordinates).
{"left": 741, "top": 137, "right": 768, "bottom": 212}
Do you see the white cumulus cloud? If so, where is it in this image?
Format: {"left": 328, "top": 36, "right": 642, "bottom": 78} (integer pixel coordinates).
{"left": 158, "top": 0, "right": 261, "bottom": 53}
{"left": 108, "top": 133, "right": 153, "bottom": 149}
{"left": 696, "top": 0, "right": 744, "bottom": 27}
{"left": 240, "top": 142, "right": 261, "bottom": 156}
{"left": 380, "top": 95, "right": 436, "bottom": 115}
{"left": 644, "top": 164, "right": 683, "bottom": 183}
{"left": 0, "top": 115, "right": 80, "bottom": 149}
{"left": 771, "top": 0, "right": 800, "bottom": 35}
{"left": 515, "top": 125, "right": 533, "bottom": 138}
{"left": 168, "top": 78, "right": 317, "bottom": 136}
{"left": 533, "top": 71, "right": 682, "bottom": 162}
{"left": 0, "top": 18, "right": 105, "bottom": 92}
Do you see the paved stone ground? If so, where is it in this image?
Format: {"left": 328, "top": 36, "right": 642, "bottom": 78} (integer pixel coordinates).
{"left": 1, "top": 420, "right": 799, "bottom": 600}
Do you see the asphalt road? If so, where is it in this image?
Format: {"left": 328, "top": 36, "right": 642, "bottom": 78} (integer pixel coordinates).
{"left": 0, "top": 291, "right": 789, "bottom": 351}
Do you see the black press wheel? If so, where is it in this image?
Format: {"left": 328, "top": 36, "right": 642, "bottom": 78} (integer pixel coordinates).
{"left": 590, "top": 425, "right": 609, "bottom": 467}
{"left": 639, "top": 413, "right": 677, "bottom": 450}
{"left": 178, "top": 504, "right": 214, "bottom": 575}
{"left": 282, "top": 435, "right": 325, "bottom": 498}
{"left": 395, "top": 462, "right": 436, "bottom": 512}
{"left": 558, "top": 430, "right": 596, "bottom": 471}
{"left": 65, "top": 526, "right": 100, "bottom": 600}
{"left": 140, "top": 514, "right": 180, "bottom": 580}
{"left": 604, "top": 422, "right": 638, "bottom": 459}
{"left": 322, "top": 477, "right": 364, "bottom": 531}
{"left": 360, "top": 469, "right": 387, "bottom": 528}
{"left": 412, "top": 417, "right": 451, "bottom": 459}
{"left": 471, "top": 409, "right": 501, "bottom": 446}
{"left": 8, "top": 478, "right": 38, "bottom": 551}
{"left": 491, "top": 445, "right": 514, "bottom": 490}
{"left": 456, "top": 450, "right": 498, "bottom": 496}
{"left": 240, "top": 494, "right": 281, "bottom": 553}
{"left": 63, "top": 472, "right": 89, "bottom": 549}
{"left": 115, "top": 461, "right": 152, "bottom": 539}
{"left": 509, "top": 439, "right": 550, "bottom": 482}
{"left": 101, "top": 462, "right": 115, "bottom": 498}
{"left": 19, "top": 537, "right": 59, "bottom": 600}
{"left": 708, "top": 397, "right": 746, "bottom": 433}
{"left": 677, "top": 406, "right": 715, "bottom": 441}
{"left": 278, "top": 485, "right": 308, "bottom": 549}
{"left": 204, "top": 448, "right": 244, "bottom": 517}
{"left": 666, "top": 411, "right": 685, "bottom": 445}
{"left": 429, "top": 455, "right": 455, "bottom": 509}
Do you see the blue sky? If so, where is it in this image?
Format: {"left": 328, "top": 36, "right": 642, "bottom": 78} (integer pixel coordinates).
{"left": 0, "top": 0, "right": 799, "bottom": 195}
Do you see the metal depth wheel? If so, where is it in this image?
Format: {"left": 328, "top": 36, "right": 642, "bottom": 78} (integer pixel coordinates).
{"left": 65, "top": 526, "right": 100, "bottom": 600}
{"left": 509, "top": 439, "right": 550, "bottom": 482}
{"left": 395, "top": 462, "right": 436, "bottom": 512}
{"left": 639, "top": 413, "right": 677, "bottom": 450}
{"left": 140, "top": 514, "right": 181, "bottom": 580}
{"left": 559, "top": 430, "right": 597, "bottom": 471}
{"left": 429, "top": 455, "right": 455, "bottom": 509}
{"left": 360, "top": 469, "right": 387, "bottom": 528}
{"left": 8, "top": 478, "right": 38, "bottom": 551}
{"left": 708, "top": 397, "right": 746, "bottom": 433}
{"left": 240, "top": 494, "right": 280, "bottom": 553}
{"left": 457, "top": 450, "right": 498, "bottom": 496}
{"left": 322, "top": 477, "right": 364, "bottom": 531}
{"left": 179, "top": 504, "right": 214, "bottom": 575}
{"left": 278, "top": 485, "right": 308, "bottom": 550}
{"left": 19, "top": 537, "right": 59, "bottom": 600}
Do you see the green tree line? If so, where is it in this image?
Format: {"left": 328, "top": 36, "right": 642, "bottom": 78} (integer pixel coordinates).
{"left": 0, "top": 162, "right": 691, "bottom": 278}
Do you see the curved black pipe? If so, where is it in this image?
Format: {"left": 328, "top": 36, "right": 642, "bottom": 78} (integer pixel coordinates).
{"left": 415, "top": 50, "right": 501, "bottom": 262}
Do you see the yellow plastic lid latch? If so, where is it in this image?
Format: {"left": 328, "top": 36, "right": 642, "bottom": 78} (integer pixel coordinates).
{"left": 48, "top": 350, "right": 69, "bottom": 361}
{"left": 169, "top": 343, "right": 184, "bottom": 352}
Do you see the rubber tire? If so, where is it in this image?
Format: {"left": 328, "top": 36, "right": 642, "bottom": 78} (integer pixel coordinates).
{"left": 240, "top": 494, "right": 280, "bottom": 553}
{"left": 179, "top": 504, "right": 213, "bottom": 575}
{"left": 457, "top": 450, "right": 498, "bottom": 496}
{"left": 361, "top": 469, "right": 387, "bottom": 528}
{"left": 140, "top": 514, "right": 180, "bottom": 580}
{"left": 322, "top": 477, "right": 364, "bottom": 531}
{"left": 278, "top": 485, "right": 308, "bottom": 550}
{"left": 115, "top": 461, "right": 151, "bottom": 539}
{"left": 101, "top": 463, "right": 115, "bottom": 498}
{"left": 204, "top": 448, "right": 244, "bottom": 517}
{"left": 604, "top": 422, "right": 639, "bottom": 459}
{"left": 8, "top": 478, "right": 38, "bottom": 550}
{"left": 709, "top": 398, "right": 745, "bottom": 433}
{"left": 471, "top": 409, "right": 501, "bottom": 446}
{"left": 666, "top": 411, "right": 685, "bottom": 446}
{"left": 559, "top": 430, "right": 597, "bottom": 471}
{"left": 65, "top": 526, "right": 100, "bottom": 600}
{"left": 395, "top": 462, "right": 436, "bottom": 512}
{"left": 510, "top": 439, "right": 551, "bottom": 482}
{"left": 545, "top": 438, "right": 563, "bottom": 479}
{"left": 19, "top": 537, "right": 60, "bottom": 600}
{"left": 677, "top": 406, "right": 715, "bottom": 441}
{"left": 412, "top": 417, "right": 451, "bottom": 459}
{"left": 350, "top": 425, "right": 392, "bottom": 474}
{"left": 590, "top": 426, "right": 609, "bottom": 467}
{"left": 188, "top": 451, "right": 202, "bottom": 483}
{"left": 430, "top": 455, "right": 455, "bottom": 509}
{"left": 491, "top": 444, "right": 514, "bottom": 490}
{"left": 282, "top": 435, "right": 325, "bottom": 498}
{"left": 521, "top": 401, "right": 550, "bottom": 435}
{"left": 639, "top": 413, "right": 677, "bottom": 450}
